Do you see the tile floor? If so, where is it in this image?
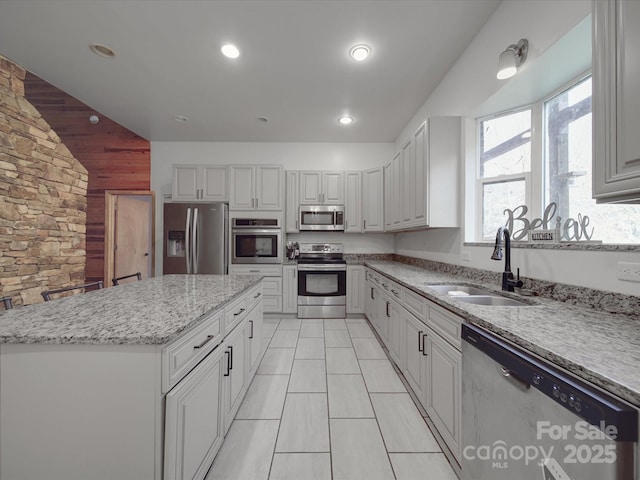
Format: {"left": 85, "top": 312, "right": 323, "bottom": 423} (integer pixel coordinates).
{"left": 206, "top": 317, "right": 458, "bottom": 480}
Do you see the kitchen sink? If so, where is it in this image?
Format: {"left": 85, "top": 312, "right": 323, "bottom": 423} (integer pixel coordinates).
{"left": 452, "top": 295, "right": 530, "bottom": 307}
{"left": 426, "top": 285, "right": 495, "bottom": 296}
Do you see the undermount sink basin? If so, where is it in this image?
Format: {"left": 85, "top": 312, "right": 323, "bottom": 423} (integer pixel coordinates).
{"left": 452, "top": 295, "right": 530, "bottom": 307}
{"left": 426, "top": 285, "right": 494, "bottom": 296}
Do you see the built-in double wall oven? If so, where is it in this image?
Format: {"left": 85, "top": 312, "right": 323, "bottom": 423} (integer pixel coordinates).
{"left": 231, "top": 217, "right": 282, "bottom": 264}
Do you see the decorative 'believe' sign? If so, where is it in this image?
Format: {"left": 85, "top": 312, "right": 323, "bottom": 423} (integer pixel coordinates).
{"left": 503, "top": 202, "right": 594, "bottom": 242}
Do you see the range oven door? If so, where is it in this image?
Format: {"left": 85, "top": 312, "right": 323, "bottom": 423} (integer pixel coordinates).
{"left": 231, "top": 228, "right": 282, "bottom": 264}
{"left": 297, "top": 265, "right": 346, "bottom": 305}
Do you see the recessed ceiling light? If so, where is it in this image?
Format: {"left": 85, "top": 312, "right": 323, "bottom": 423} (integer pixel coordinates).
{"left": 175, "top": 115, "right": 189, "bottom": 123}
{"left": 221, "top": 44, "right": 240, "bottom": 59}
{"left": 89, "top": 44, "right": 116, "bottom": 58}
{"left": 338, "top": 115, "right": 354, "bottom": 125}
{"left": 349, "top": 44, "right": 371, "bottom": 62}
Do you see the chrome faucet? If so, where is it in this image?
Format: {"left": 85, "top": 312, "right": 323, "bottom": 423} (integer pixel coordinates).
{"left": 490, "top": 227, "right": 523, "bottom": 292}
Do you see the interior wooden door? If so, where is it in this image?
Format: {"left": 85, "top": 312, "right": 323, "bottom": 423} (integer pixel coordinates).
{"left": 105, "top": 191, "right": 155, "bottom": 286}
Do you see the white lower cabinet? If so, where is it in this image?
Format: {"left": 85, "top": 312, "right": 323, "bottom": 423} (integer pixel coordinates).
{"left": 364, "top": 267, "right": 462, "bottom": 465}
{"left": 222, "top": 319, "right": 248, "bottom": 434}
{"left": 424, "top": 328, "right": 462, "bottom": 462}
{"left": 282, "top": 265, "right": 297, "bottom": 314}
{"left": 346, "top": 265, "right": 365, "bottom": 314}
{"left": 247, "top": 301, "right": 264, "bottom": 378}
{"left": 229, "top": 265, "right": 282, "bottom": 313}
{"left": 164, "top": 345, "right": 225, "bottom": 480}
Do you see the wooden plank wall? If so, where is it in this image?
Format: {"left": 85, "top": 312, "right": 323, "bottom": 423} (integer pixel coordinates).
{"left": 24, "top": 72, "right": 151, "bottom": 283}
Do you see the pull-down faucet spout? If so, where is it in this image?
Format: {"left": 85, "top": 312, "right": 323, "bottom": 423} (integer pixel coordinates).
{"left": 491, "top": 227, "right": 523, "bottom": 292}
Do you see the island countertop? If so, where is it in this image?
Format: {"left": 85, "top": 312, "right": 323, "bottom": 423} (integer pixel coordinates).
{"left": 0, "top": 274, "right": 262, "bottom": 345}
{"left": 364, "top": 261, "right": 640, "bottom": 408}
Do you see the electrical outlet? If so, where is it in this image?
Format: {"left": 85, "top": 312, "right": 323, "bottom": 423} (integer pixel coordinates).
{"left": 462, "top": 251, "right": 471, "bottom": 262}
{"left": 617, "top": 262, "right": 640, "bottom": 282}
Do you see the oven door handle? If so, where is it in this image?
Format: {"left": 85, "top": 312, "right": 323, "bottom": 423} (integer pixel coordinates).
{"left": 297, "top": 265, "right": 347, "bottom": 272}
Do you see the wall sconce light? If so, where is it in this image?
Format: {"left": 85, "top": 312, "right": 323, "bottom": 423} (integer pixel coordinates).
{"left": 496, "top": 39, "right": 528, "bottom": 80}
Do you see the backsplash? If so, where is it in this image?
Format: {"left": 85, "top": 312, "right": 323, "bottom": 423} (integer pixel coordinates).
{"left": 392, "top": 255, "right": 640, "bottom": 317}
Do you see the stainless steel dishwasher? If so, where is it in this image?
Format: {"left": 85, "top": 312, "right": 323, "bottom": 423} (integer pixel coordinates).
{"left": 462, "top": 323, "right": 638, "bottom": 480}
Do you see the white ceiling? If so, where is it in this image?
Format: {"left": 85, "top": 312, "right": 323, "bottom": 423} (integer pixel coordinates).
{"left": 0, "top": 0, "right": 500, "bottom": 142}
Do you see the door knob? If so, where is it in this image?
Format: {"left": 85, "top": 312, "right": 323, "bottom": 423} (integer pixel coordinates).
{"left": 144, "top": 252, "right": 150, "bottom": 256}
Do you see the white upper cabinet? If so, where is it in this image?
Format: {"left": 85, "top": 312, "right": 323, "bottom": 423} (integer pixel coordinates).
{"left": 593, "top": 0, "right": 640, "bottom": 203}
{"left": 385, "top": 117, "right": 461, "bottom": 231}
{"left": 344, "top": 171, "right": 362, "bottom": 233}
{"left": 285, "top": 171, "right": 300, "bottom": 232}
{"left": 362, "top": 167, "right": 384, "bottom": 232}
{"left": 172, "top": 165, "right": 228, "bottom": 201}
{"left": 229, "top": 165, "right": 283, "bottom": 210}
{"left": 299, "top": 171, "right": 344, "bottom": 204}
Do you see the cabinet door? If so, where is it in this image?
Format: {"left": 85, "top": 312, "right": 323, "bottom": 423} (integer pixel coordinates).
{"left": 322, "top": 171, "right": 344, "bottom": 204}
{"left": 282, "top": 265, "right": 298, "bottom": 314}
{"left": 392, "top": 152, "right": 402, "bottom": 229}
{"left": 172, "top": 165, "right": 200, "bottom": 201}
{"left": 285, "top": 171, "right": 299, "bottom": 232}
{"left": 383, "top": 161, "right": 393, "bottom": 230}
{"left": 388, "top": 299, "right": 405, "bottom": 371}
{"left": 201, "top": 166, "right": 228, "bottom": 201}
{"left": 425, "top": 330, "right": 461, "bottom": 462}
{"left": 593, "top": 0, "right": 640, "bottom": 203}
{"left": 164, "top": 346, "right": 224, "bottom": 480}
{"left": 229, "top": 166, "right": 255, "bottom": 209}
{"left": 344, "top": 171, "right": 362, "bottom": 232}
{"left": 403, "top": 311, "right": 427, "bottom": 404}
{"left": 346, "top": 265, "right": 365, "bottom": 314}
{"left": 223, "top": 321, "right": 248, "bottom": 433}
{"left": 364, "top": 278, "right": 375, "bottom": 322}
{"left": 378, "top": 294, "right": 391, "bottom": 345}
{"left": 362, "top": 167, "right": 384, "bottom": 232}
{"left": 256, "top": 166, "right": 283, "bottom": 210}
{"left": 401, "top": 138, "right": 414, "bottom": 226}
{"left": 427, "top": 117, "right": 461, "bottom": 227}
{"left": 299, "top": 171, "right": 322, "bottom": 204}
{"left": 413, "top": 121, "right": 427, "bottom": 227}
{"left": 247, "top": 302, "right": 264, "bottom": 378}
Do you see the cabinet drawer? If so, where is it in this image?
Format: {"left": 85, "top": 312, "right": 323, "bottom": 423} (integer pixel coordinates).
{"left": 404, "top": 287, "right": 428, "bottom": 320}
{"left": 247, "top": 284, "right": 263, "bottom": 312}
{"left": 163, "top": 309, "right": 223, "bottom": 393}
{"left": 229, "top": 265, "right": 282, "bottom": 277}
{"left": 225, "top": 295, "right": 249, "bottom": 335}
{"left": 428, "top": 304, "right": 462, "bottom": 350}
{"left": 263, "top": 295, "right": 282, "bottom": 313}
{"left": 263, "top": 277, "right": 282, "bottom": 296}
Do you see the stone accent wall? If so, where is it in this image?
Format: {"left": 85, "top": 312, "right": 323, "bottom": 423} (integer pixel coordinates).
{"left": 0, "top": 55, "right": 88, "bottom": 306}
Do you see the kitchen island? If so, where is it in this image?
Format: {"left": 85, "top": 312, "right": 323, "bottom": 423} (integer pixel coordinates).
{"left": 0, "top": 274, "right": 264, "bottom": 480}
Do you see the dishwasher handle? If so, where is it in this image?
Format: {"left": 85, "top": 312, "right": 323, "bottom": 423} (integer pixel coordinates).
{"left": 497, "top": 364, "right": 530, "bottom": 392}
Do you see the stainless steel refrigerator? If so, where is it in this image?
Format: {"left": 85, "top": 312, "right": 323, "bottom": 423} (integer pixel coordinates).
{"left": 163, "top": 202, "right": 228, "bottom": 274}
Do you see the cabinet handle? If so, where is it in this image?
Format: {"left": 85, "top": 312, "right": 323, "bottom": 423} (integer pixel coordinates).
{"left": 249, "top": 269, "right": 260, "bottom": 273}
{"left": 295, "top": 220, "right": 298, "bottom": 229}
{"left": 249, "top": 320, "right": 254, "bottom": 339}
{"left": 224, "top": 350, "right": 231, "bottom": 376}
{"left": 253, "top": 292, "right": 261, "bottom": 298}
{"left": 418, "top": 330, "right": 424, "bottom": 352}
{"left": 382, "top": 283, "right": 389, "bottom": 290}
{"left": 229, "top": 345, "right": 234, "bottom": 370}
{"left": 364, "top": 219, "right": 366, "bottom": 230}
{"left": 193, "top": 334, "right": 214, "bottom": 350}
{"left": 370, "top": 287, "right": 374, "bottom": 299}
{"left": 422, "top": 333, "right": 428, "bottom": 356}
{"left": 386, "top": 301, "right": 390, "bottom": 317}
{"left": 234, "top": 307, "right": 246, "bottom": 316}
{"left": 391, "top": 289, "right": 399, "bottom": 295}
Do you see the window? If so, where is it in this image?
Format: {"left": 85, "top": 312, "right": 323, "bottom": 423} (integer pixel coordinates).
{"left": 477, "top": 108, "right": 532, "bottom": 240}
{"left": 476, "top": 74, "right": 640, "bottom": 244}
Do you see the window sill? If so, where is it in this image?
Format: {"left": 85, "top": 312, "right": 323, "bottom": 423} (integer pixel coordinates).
{"left": 464, "top": 242, "right": 640, "bottom": 252}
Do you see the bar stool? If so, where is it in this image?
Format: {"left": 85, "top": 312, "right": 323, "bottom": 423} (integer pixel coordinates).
{"left": 112, "top": 272, "right": 142, "bottom": 286}
{"left": 41, "top": 281, "right": 104, "bottom": 302}
{"left": 1, "top": 296, "right": 12, "bottom": 310}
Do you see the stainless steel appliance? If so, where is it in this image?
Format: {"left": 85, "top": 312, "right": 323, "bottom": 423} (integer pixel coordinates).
{"left": 163, "top": 202, "right": 228, "bottom": 274}
{"left": 462, "top": 323, "right": 637, "bottom": 480}
{"left": 299, "top": 205, "right": 345, "bottom": 231}
{"left": 297, "top": 243, "right": 346, "bottom": 318}
{"left": 231, "top": 217, "right": 282, "bottom": 264}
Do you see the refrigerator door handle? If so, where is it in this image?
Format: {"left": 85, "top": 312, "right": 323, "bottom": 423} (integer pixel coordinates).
{"left": 192, "top": 207, "right": 199, "bottom": 274}
{"left": 185, "top": 207, "right": 192, "bottom": 274}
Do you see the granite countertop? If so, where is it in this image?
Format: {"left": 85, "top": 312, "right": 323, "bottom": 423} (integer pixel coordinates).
{"left": 0, "top": 275, "right": 262, "bottom": 346}
{"left": 364, "top": 261, "right": 640, "bottom": 408}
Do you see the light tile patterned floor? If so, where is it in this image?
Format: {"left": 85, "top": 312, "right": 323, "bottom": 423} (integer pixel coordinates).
{"left": 206, "top": 317, "right": 458, "bottom": 480}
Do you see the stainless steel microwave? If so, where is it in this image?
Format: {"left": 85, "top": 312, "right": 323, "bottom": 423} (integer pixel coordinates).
{"left": 299, "top": 205, "right": 345, "bottom": 231}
